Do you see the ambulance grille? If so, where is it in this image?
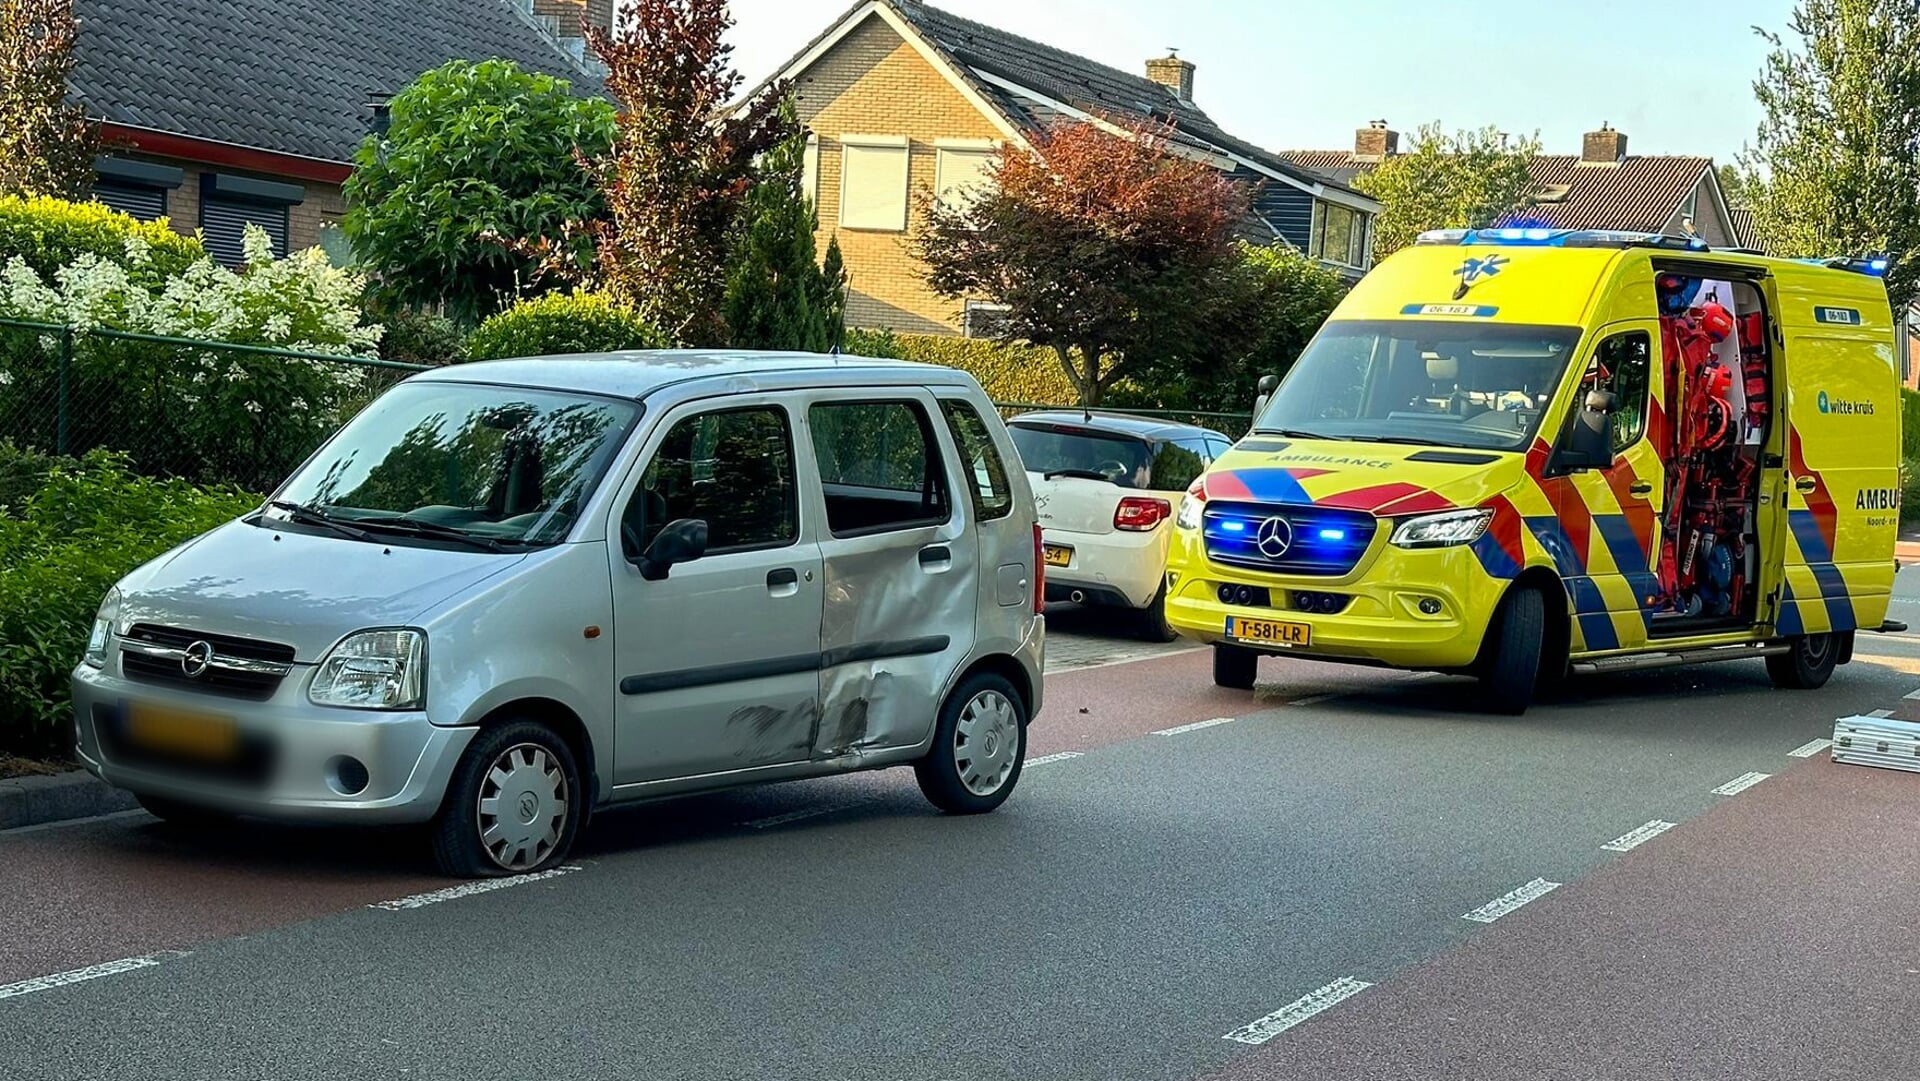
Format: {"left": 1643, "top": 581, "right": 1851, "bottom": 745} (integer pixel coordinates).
{"left": 1202, "top": 502, "right": 1376, "bottom": 576}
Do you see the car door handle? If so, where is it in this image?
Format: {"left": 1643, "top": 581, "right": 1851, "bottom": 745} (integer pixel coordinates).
{"left": 1629, "top": 481, "right": 1652, "bottom": 496}
{"left": 766, "top": 567, "right": 799, "bottom": 595}
{"left": 1794, "top": 476, "right": 1818, "bottom": 493}
{"left": 918, "top": 545, "right": 952, "bottom": 568}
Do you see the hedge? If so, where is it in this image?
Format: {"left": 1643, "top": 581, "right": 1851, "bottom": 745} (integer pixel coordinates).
{"left": 465, "top": 291, "right": 664, "bottom": 361}
{"left": 843, "top": 327, "right": 1078, "bottom": 405}
{"left": 0, "top": 194, "right": 207, "bottom": 289}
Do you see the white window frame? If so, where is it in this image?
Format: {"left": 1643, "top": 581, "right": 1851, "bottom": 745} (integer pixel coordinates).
{"left": 934, "top": 138, "right": 998, "bottom": 211}
{"left": 837, "top": 134, "right": 910, "bottom": 232}
{"left": 963, "top": 301, "right": 1012, "bottom": 340}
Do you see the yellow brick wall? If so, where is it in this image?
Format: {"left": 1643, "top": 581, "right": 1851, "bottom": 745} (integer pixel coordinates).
{"left": 132, "top": 154, "right": 346, "bottom": 257}
{"left": 790, "top": 13, "right": 1007, "bottom": 335}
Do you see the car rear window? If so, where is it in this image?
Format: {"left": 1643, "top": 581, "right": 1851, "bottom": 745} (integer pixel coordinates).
{"left": 1009, "top": 423, "right": 1154, "bottom": 489}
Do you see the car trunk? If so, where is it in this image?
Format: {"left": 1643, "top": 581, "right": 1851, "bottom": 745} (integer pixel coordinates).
{"left": 1010, "top": 422, "right": 1160, "bottom": 540}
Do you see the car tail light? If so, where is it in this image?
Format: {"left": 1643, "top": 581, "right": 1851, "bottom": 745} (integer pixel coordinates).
{"left": 1032, "top": 522, "right": 1045, "bottom": 613}
{"left": 1114, "top": 496, "right": 1172, "bottom": 531}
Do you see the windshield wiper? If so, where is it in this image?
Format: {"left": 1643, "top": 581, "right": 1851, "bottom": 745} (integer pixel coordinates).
{"left": 1043, "top": 468, "right": 1112, "bottom": 482}
{"left": 347, "top": 514, "right": 516, "bottom": 553}
{"left": 1339, "top": 434, "right": 1452, "bottom": 448}
{"left": 1251, "top": 428, "right": 1331, "bottom": 440}
{"left": 265, "top": 500, "right": 376, "bottom": 542}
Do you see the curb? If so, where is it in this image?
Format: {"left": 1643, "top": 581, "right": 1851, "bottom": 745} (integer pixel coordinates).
{"left": 0, "top": 770, "right": 140, "bottom": 831}
{"left": 1898, "top": 540, "right": 1920, "bottom": 562}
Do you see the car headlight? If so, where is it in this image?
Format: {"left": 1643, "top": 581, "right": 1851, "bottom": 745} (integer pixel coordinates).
{"left": 309, "top": 629, "right": 426, "bottom": 710}
{"left": 1175, "top": 479, "right": 1207, "bottom": 530}
{"left": 1389, "top": 508, "right": 1494, "bottom": 549}
{"left": 83, "top": 587, "right": 122, "bottom": 669}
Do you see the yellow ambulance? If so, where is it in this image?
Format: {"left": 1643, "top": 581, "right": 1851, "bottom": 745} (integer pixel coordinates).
{"left": 1166, "top": 228, "right": 1905, "bottom": 713}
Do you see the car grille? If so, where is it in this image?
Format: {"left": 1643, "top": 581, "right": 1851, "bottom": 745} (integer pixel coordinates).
{"left": 119, "top": 623, "right": 297, "bottom": 702}
{"left": 92, "top": 704, "right": 277, "bottom": 788}
{"left": 1202, "top": 501, "right": 1377, "bottom": 577}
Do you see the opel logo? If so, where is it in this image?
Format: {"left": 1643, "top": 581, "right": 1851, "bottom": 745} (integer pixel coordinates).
{"left": 1255, "top": 516, "right": 1293, "bottom": 560}
{"left": 180, "top": 640, "right": 215, "bottom": 679}
{"left": 517, "top": 793, "right": 540, "bottom": 822}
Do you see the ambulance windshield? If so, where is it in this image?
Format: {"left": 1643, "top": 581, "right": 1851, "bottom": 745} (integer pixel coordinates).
{"left": 1253, "top": 320, "right": 1583, "bottom": 451}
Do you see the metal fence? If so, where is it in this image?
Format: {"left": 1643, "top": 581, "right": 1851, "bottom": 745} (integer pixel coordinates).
{"left": 0, "top": 318, "right": 428, "bottom": 492}
{"left": 994, "top": 400, "right": 1254, "bottom": 439}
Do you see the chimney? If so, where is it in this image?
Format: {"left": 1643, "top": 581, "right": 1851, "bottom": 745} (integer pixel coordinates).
{"left": 1582, "top": 122, "right": 1627, "bottom": 166}
{"left": 1146, "top": 50, "right": 1195, "bottom": 102}
{"left": 1353, "top": 119, "right": 1399, "bottom": 162}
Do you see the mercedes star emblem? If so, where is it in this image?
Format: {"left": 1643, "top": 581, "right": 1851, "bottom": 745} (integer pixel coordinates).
{"left": 180, "top": 640, "right": 216, "bottom": 679}
{"left": 1255, "top": 516, "right": 1293, "bottom": 560}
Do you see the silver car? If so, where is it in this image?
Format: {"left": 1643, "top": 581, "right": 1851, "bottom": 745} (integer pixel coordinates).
{"left": 71, "top": 351, "right": 1046, "bottom": 876}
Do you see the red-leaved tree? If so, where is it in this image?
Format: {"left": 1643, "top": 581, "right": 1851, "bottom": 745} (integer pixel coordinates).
{"left": 0, "top": 0, "right": 101, "bottom": 198}
{"left": 586, "top": 0, "right": 791, "bottom": 345}
{"left": 917, "top": 121, "right": 1249, "bottom": 405}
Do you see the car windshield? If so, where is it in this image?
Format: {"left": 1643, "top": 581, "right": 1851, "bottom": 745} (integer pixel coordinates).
{"left": 272, "top": 381, "right": 638, "bottom": 547}
{"left": 1254, "top": 319, "right": 1584, "bottom": 451}
{"left": 1010, "top": 423, "right": 1155, "bottom": 489}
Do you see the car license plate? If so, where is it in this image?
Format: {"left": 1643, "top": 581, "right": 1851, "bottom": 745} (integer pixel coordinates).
{"left": 125, "top": 702, "right": 237, "bottom": 760}
{"left": 1043, "top": 544, "right": 1073, "bottom": 568}
{"left": 1226, "top": 616, "right": 1311, "bottom": 648}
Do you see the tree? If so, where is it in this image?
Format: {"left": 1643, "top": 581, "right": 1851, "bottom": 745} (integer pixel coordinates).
{"left": 1717, "top": 163, "right": 1751, "bottom": 208}
{"left": 722, "top": 101, "right": 847, "bottom": 351}
{"left": 586, "top": 0, "right": 791, "bottom": 346}
{"left": 1354, "top": 123, "right": 1541, "bottom": 259}
{"left": 1741, "top": 0, "right": 1920, "bottom": 311}
{"left": 0, "top": 0, "right": 100, "bottom": 199}
{"left": 342, "top": 59, "right": 616, "bottom": 325}
{"left": 917, "top": 121, "right": 1248, "bottom": 406}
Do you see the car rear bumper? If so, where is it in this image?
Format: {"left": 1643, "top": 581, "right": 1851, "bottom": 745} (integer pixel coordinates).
{"left": 1041, "top": 526, "right": 1169, "bottom": 609}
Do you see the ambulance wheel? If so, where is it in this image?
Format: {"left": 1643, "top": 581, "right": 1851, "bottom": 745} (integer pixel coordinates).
{"left": 1213, "top": 643, "right": 1258, "bottom": 690}
{"left": 1477, "top": 587, "right": 1545, "bottom": 716}
{"left": 1766, "top": 633, "right": 1837, "bottom": 690}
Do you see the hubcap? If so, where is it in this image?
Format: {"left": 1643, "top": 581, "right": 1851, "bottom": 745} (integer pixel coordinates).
{"left": 1802, "top": 634, "right": 1832, "bottom": 665}
{"left": 954, "top": 689, "right": 1020, "bottom": 796}
{"left": 476, "top": 743, "right": 568, "bottom": 871}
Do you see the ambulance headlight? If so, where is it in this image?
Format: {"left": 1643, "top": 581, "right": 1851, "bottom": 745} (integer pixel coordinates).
{"left": 1389, "top": 508, "right": 1493, "bottom": 549}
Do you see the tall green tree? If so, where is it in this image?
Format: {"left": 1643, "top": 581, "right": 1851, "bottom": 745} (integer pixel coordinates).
{"left": 342, "top": 59, "right": 615, "bottom": 324}
{"left": 722, "top": 102, "right": 847, "bottom": 351}
{"left": 0, "top": 0, "right": 99, "bottom": 199}
{"left": 1741, "top": 0, "right": 1920, "bottom": 310}
{"left": 1354, "top": 123, "right": 1541, "bottom": 258}
{"left": 586, "top": 0, "right": 791, "bottom": 346}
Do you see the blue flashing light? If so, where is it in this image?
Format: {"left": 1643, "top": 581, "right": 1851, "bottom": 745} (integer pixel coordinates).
{"left": 1414, "top": 228, "right": 1709, "bottom": 252}
{"left": 1221, "top": 520, "right": 1246, "bottom": 533}
{"left": 1802, "top": 254, "right": 1895, "bottom": 278}
{"left": 1317, "top": 528, "right": 1347, "bottom": 542}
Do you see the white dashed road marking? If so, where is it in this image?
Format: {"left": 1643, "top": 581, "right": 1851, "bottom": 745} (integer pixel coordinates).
{"left": 1024, "top": 751, "right": 1083, "bottom": 766}
{"left": 1788, "top": 738, "right": 1835, "bottom": 758}
{"left": 1711, "top": 771, "right": 1771, "bottom": 796}
{"left": 1868, "top": 708, "right": 1895, "bottom": 718}
{"left": 1222, "top": 977, "right": 1373, "bottom": 1045}
{"left": 1154, "top": 717, "right": 1236, "bottom": 736}
{"left": 369, "top": 864, "right": 584, "bottom": 910}
{"left": 1462, "top": 878, "right": 1561, "bottom": 923}
{"left": 0, "top": 955, "right": 164, "bottom": 1000}
{"left": 1601, "top": 820, "right": 1677, "bottom": 852}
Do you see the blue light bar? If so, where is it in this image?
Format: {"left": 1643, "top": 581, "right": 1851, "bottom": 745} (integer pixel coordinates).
{"left": 1317, "top": 528, "right": 1347, "bottom": 542}
{"left": 1798, "top": 254, "right": 1894, "bottom": 278}
{"left": 1414, "top": 228, "right": 1709, "bottom": 252}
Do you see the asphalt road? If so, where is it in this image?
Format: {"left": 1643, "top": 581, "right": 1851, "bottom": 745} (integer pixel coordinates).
{"left": 4, "top": 591, "right": 1920, "bottom": 1080}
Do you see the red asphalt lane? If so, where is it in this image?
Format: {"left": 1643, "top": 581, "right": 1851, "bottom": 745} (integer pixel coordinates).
{"left": 1195, "top": 753, "right": 1920, "bottom": 1081}
{"left": 2, "top": 644, "right": 1350, "bottom": 989}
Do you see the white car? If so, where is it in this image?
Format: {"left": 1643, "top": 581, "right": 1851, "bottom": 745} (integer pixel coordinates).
{"left": 1009, "top": 411, "right": 1232, "bottom": 640}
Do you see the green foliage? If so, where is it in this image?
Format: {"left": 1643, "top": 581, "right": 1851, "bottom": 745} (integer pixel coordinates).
{"left": 465, "top": 290, "right": 664, "bottom": 360}
{"left": 1742, "top": 0, "right": 1920, "bottom": 311}
{"left": 374, "top": 305, "right": 466, "bottom": 367}
{"left": 0, "top": 194, "right": 205, "bottom": 288}
{"left": 0, "top": 0, "right": 100, "bottom": 199}
{"left": 843, "top": 327, "right": 1079, "bottom": 404}
{"left": 343, "top": 59, "right": 617, "bottom": 324}
{"left": 1355, "top": 123, "right": 1542, "bottom": 259}
{"left": 0, "top": 439, "right": 55, "bottom": 510}
{"left": 0, "top": 451, "right": 257, "bottom": 757}
{"left": 722, "top": 104, "right": 846, "bottom": 351}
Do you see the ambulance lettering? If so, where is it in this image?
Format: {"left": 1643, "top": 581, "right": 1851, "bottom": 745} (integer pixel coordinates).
{"left": 1855, "top": 487, "right": 1901, "bottom": 511}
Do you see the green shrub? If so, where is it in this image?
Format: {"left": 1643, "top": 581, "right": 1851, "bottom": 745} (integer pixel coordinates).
{"left": 0, "top": 453, "right": 258, "bottom": 758}
{"left": 0, "top": 441, "right": 57, "bottom": 514}
{"left": 0, "top": 194, "right": 205, "bottom": 289}
{"left": 465, "top": 291, "right": 663, "bottom": 361}
{"left": 842, "top": 328, "right": 1078, "bottom": 405}
{"left": 376, "top": 306, "right": 466, "bottom": 367}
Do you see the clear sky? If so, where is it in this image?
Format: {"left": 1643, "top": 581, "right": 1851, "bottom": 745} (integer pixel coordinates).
{"left": 724, "top": 0, "right": 1797, "bottom": 164}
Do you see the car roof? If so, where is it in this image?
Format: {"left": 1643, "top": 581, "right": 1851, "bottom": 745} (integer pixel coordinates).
{"left": 1008, "top": 409, "right": 1227, "bottom": 441}
{"left": 406, "top": 349, "right": 971, "bottom": 400}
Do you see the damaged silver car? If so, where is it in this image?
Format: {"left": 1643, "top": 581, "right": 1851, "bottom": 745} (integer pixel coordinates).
{"left": 71, "top": 350, "right": 1046, "bottom": 876}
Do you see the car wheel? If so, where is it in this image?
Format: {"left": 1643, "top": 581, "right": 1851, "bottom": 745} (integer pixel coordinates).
{"left": 915, "top": 672, "right": 1027, "bottom": 815}
{"left": 1136, "top": 580, "right": 1179, "bottom": 643}
{"left": 430, "top": 721, "right": 582, "bottom": 878}
{"left": 1213, "top": 642, "right": 1258, "bottom": 690}
{"left": 135, "top": 792, "right": 229, "bottom": 828}
{"left": 1766, "top": 633, "right": 1837, "bottom": 690}
{"left": 1476, "top": 587, "right": 1544, "bottom": 716}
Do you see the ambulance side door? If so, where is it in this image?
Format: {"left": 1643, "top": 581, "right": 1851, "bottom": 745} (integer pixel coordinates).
{"left": 1555, "top": 321, "right": 1665, "bottom": 652}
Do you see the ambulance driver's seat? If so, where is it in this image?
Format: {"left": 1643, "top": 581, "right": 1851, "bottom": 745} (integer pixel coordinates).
{"left": 1425, "top": 352, "right": 1469, "bottom": 415}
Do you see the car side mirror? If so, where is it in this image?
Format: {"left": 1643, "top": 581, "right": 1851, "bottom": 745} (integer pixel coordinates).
{"left": 1557, "top": 390, "right": 1615, "bottom": 471}
{"left": 1254, "top": 373, "right": 1280, "bottom": 417}
{"left": 635, "top": 518, "right": 708, "bottom": 581}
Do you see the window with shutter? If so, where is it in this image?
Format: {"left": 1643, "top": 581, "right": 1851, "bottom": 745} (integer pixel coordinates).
{"left": 838, "top": 137, "right": 909, "bottom": 231}
{"left": 92, "top": 183, "right": 167, "bottom": 222}
{"left": 201, "top": 198, "right": 289, "bottom": 267}
{"left": 934, "top": 146, "right": 996, "bottom": 210}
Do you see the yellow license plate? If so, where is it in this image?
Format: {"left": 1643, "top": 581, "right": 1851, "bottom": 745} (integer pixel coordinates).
{"left": 125, "top": 703, "right": 237, "bottom": 760}
{"left": 1043, "top": 544, "right": 1073, "bottom": 568}
{"left": 1226, "top": 616, "right": 1311, "bottom": 647}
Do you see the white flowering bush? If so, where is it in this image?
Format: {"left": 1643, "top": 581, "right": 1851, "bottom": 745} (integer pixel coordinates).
{"left": 0, "top": 224, "right": 390, "bottom": 489}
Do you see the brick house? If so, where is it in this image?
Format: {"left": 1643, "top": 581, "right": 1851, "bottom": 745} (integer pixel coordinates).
{"left": 1283, "top": 121, "right": 1748, "bottom": 248}
{"left": 70, "top": 0, "right": 604, "bottom": 266}
{"left": 753, "top": 0, "right": 1382, "bottom": 336}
